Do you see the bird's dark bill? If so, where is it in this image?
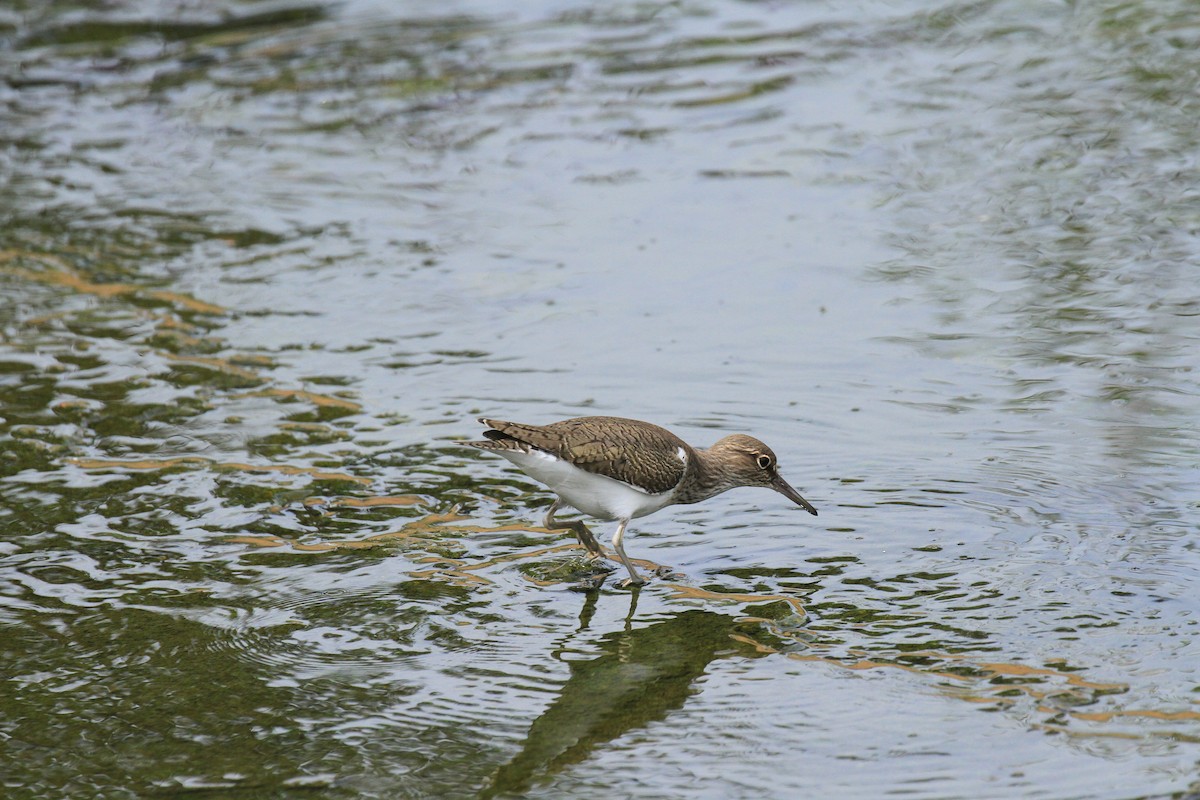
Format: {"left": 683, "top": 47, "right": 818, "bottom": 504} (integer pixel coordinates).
{"left": 771, "top": 473, "right": 818, "bottom": 516}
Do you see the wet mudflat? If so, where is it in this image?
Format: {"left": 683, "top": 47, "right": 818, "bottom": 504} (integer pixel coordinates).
{"left": 2, "top": 1, "right": 1199, "bottom": 797}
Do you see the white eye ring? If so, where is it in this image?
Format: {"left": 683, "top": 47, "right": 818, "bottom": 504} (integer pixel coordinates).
{"left": 756, "top": 455, "right": 772, "bottom": 470}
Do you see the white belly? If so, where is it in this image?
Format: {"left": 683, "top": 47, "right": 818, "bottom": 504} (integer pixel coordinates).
{"left": 494, "top": 449, "right": 676, "bottom": 521}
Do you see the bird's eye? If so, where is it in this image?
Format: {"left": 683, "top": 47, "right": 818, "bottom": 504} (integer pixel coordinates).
{"left": 756, "top": 455, "right": 772, "bottom": 470}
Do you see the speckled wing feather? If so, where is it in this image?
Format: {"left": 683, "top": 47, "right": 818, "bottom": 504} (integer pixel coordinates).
{"left": 470, "top": 416, "right": 689, "bottom": 494}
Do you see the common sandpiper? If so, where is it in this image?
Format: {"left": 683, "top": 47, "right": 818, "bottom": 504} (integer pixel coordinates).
{"left": 466, "top": 416, "right": 818, "bottom": 586}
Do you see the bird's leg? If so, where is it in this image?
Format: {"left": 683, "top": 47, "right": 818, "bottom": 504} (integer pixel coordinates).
{"left": 612, "top": 519, "right": 645, "bottom": 587}
{"left": 543, "top": 500, "right": 606, "bottom": 559}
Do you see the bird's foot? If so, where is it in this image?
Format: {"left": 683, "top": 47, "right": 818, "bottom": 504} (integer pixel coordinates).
{"left": 560, "top": 520, "right": 605, "bottom": 559}
{"left": 581, "top": 543, "right": 606, "bottom": 560}
{"left": 576, "top": 533, "right": 606, "bottom": 560}
{"left": 615, "top": 566, "right": 677, "bottom": 588}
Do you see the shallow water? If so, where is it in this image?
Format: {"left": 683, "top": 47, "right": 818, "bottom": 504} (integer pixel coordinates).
{"left": 2, "top": 0, "right": 1199, "bottom": 797}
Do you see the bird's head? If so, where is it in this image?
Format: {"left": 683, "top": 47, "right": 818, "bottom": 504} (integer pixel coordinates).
{"left": 709, "top": 434, "right": 818, "bottom": 515}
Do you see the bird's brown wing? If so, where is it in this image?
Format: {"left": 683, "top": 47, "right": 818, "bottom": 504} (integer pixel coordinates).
{"left": 474, "top": 416, "right": 688, "bottom": 494}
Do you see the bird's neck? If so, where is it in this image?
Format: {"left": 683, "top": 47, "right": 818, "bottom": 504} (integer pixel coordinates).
{"left": 674, "top": 447, "right": 738, "bottom": 505}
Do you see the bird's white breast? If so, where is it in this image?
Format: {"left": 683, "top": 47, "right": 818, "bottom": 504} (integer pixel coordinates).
{"left": 494, "top": 448, "right": 677, "bottom": 521}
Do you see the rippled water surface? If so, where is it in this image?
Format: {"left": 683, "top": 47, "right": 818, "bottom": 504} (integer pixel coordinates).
{"left": 3, "top": 0, "right": 1199, "bottom": 797}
